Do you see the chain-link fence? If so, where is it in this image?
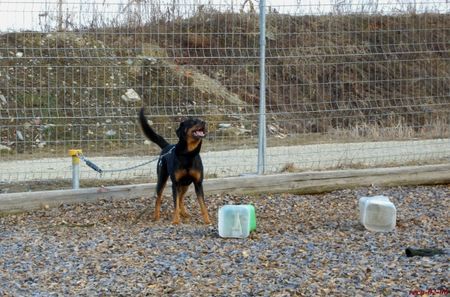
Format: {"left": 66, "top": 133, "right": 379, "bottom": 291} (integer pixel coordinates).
{"left": 0, "top": 0, "right": 449, "bottom": 192}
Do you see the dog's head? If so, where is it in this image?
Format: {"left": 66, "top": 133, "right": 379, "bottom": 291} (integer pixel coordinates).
{"left": 176, "top": 118, "right": 207, "bottom": 144}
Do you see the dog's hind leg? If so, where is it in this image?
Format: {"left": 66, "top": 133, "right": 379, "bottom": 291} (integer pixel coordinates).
{"left": 154, "top": 167, "right": 169, "bottom": 221}
{"left": 194, "top": 182, "right": 211, "bottom": 224}
{"left": 135, "top": 171, "right": 167, "bottom": 222}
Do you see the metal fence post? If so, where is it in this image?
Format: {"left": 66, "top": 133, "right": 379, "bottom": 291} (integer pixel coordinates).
{"left": 257, "top": 0, "right": 267, "bottom": 175}
{"left": 69, "top": 149, "right": 82, "bottom": 190}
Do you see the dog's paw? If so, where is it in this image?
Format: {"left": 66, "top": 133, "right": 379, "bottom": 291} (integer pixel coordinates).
{"left": 172, "top": 214, "right": 181, "bottom": 225}
{"left": 180, "top": 210, "right": 190, "bottom": 219}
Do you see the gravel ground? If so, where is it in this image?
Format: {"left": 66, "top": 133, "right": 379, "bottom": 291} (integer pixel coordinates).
{"left": 0, "top": 185, "right": 449, "bottom": 296}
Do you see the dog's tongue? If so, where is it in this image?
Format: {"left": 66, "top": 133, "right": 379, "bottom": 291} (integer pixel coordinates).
{"left": 194, "top": 130, "right": 205, "bottom": 137}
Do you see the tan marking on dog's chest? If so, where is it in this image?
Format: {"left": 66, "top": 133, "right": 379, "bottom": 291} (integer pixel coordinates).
{"left": 189, "top": 169, "right": 202, "bottom": 182}
{"left": 174, "top": 169, "right": 187, "bottom": 182}
{"left": 174, "top": 169, "right": 202, "bottom": 182}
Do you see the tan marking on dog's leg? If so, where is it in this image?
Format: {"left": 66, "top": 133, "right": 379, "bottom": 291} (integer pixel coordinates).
{"left": 154, "top": 178, "right": 168, "bottom": 222}
{"left": 198, "top": 197, "right": 211, "bottom": 224}
{"left": 194, "top": 182, "right": 210, "bottom": 224}
{"left": 172, "top": 186, "right": 188, "bottom": 225}
{"left": 153, "top": 193, "right": 163, "bottom": 221}
{"left": 179, "top": 195, "right": 190, "bottom": 219}
{"left": 172, "top": 197, "right": 181, "bottom": 225}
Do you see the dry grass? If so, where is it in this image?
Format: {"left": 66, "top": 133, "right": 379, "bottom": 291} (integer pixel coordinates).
{"left": 280, "top": 162, "right": 297, "bottom": 173}
{"left": 329, "top": 117, "right": 449, "bottom": 141}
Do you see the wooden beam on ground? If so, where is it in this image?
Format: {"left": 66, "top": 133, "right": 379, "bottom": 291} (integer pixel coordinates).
{"left": 1, "top": 164, "right": 449, "bottom": 214}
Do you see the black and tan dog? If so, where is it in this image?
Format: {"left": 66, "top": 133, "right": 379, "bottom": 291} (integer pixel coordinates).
{"left": 139, "top": 108, "right": 211, "bottom": 225}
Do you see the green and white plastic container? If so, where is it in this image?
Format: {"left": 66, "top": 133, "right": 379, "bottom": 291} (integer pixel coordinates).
{"left": 218, "top": 205, "right": 256, "bottom": 238}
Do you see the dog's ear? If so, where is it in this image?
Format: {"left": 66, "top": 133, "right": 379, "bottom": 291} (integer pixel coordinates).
{"left": 176, "top": 122, "right": 185, "bottom": 139}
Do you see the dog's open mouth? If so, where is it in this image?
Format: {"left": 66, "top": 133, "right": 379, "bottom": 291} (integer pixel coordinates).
{"left": 192, "top": 128, "right": 206, "bottom": 138}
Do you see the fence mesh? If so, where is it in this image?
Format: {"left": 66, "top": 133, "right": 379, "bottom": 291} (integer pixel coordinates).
{"left": 0, "top": 0, "right": 449, "bottom": 192}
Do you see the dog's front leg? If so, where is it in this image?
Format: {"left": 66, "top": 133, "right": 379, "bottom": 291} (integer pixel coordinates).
{"left": 179, "top": 195, "right": 190, "bottom": 219}
{"left": 172, "top": 185, "right": 188, "bottom": 225}
{"left": 194, "top": 182, "right": 211, "bottom": 224}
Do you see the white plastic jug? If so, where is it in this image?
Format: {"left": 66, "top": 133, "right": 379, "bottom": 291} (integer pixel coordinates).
{"left": 218, "top": 205, "right": 256, "bottom": 238}
{"left": 359, "top": 195, "right": 396, "bottom": 232}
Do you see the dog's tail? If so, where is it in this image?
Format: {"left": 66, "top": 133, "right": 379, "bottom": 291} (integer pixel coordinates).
{"left": 139, "top": 108, "right": 170, "bottom": 149}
